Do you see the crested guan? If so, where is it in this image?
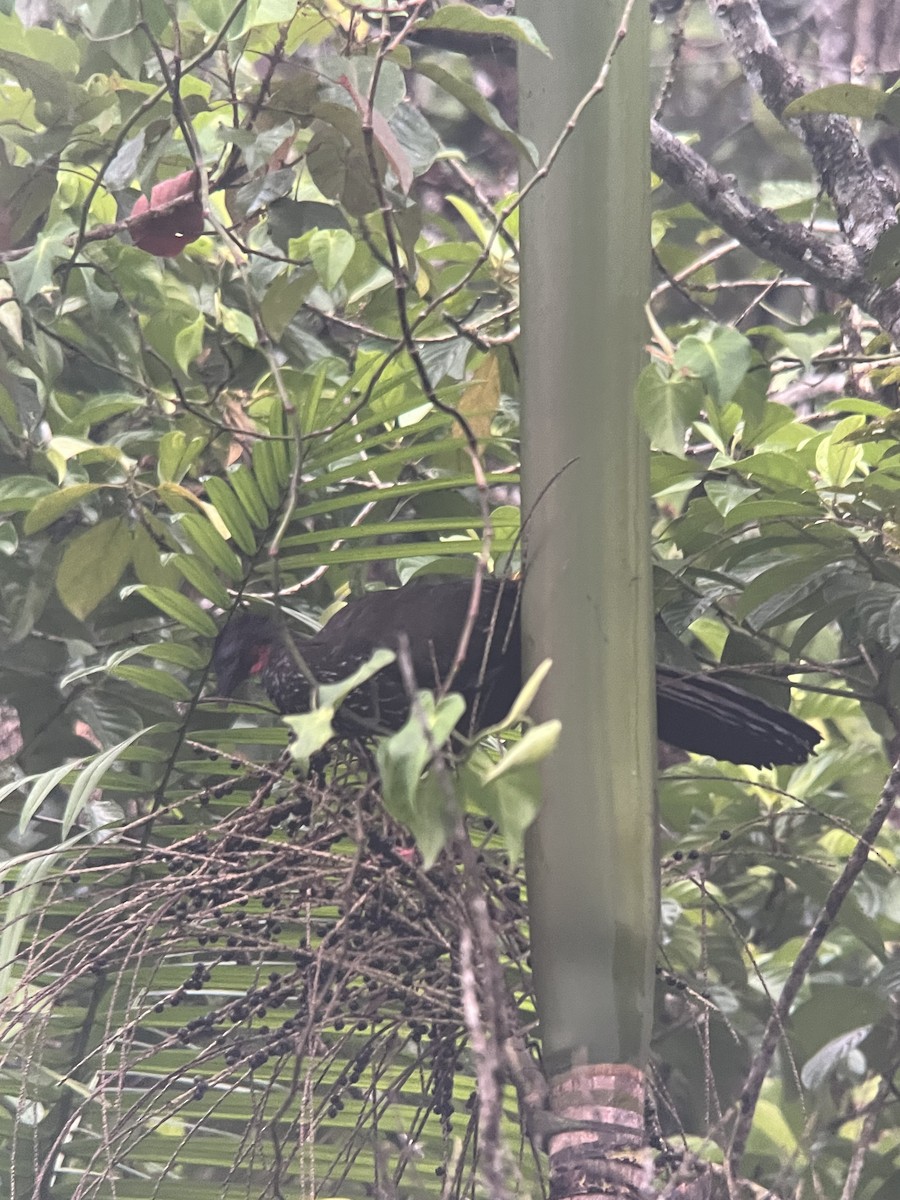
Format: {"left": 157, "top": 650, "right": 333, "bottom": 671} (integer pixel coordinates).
{"left": 213, "top": 577, "right": 820, "bottom": 767}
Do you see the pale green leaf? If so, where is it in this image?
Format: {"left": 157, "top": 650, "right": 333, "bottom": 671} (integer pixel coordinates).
{"left": 783, "top": 83, "right": 886, "bottom": 120}
{"left": 56, "top": 517, "right": 132, "bottom": 620}
{"left": 478, "top": 658, "right": 552, "bottom": 736}
{"left": 309, "top": 228, "right": 355, "bottom": 290}
{"left": 6, "top": 229, "right": 69, "bottom": 303}
{"left": 674, "top": 327, "right": 752, "bottom": 408}
{"left": 481, "top": 719, "right": 561, "bottom": 783}
{"left": 171, "top": 553, "right": 231, "bottom": 609}
{"left": 0, "top": 851, "right": 70, "bottom": 997}
{"left": 60, "top": 728, "right": 152, "bottom": 837}
{"left": 0, "top": 520, "right": 17, "bottom": 555}
{"left": 635, "top": 364, "right": 703, "bottom": 456}
{"left": 23, "top": 483, "right": 104, "bottom": 535}
{"left": 284, "top": 708, "right": 336, "bottom": 766}
{"left": 317, "top": 647, "right": 396, "bottom": 709}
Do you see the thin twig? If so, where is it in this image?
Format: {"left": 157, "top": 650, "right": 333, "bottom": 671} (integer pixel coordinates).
{"left": 728, "top": 758, "right": 900, "bottom": 1175}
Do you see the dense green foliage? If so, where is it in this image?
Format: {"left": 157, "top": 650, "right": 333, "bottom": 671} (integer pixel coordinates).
{"left": 1, "top": 1, "right": 900, "bottom": 1198}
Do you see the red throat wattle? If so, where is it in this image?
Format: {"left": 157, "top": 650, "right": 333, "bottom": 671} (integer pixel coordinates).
{"left": 250, "top": 645, "right": 272, "bottom": 677}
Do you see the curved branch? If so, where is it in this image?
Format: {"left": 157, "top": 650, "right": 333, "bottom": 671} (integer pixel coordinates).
{"left": 651, "top": 120, "right": 858, "bottom": 288}
{"left": 710, "top": 0, "right": 898, "bottom": 256}
{"left": 650, "top": 119, "right": 900, "bottom": 341}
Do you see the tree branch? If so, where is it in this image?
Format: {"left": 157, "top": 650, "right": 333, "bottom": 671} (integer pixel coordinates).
{"left": 650, "top": 119, "right": 900, "bottom": 340}
{"left": 727, "top": 758, "right": 900, "bottom": 1176}
{"left": 710, "top": 0, "right": 898, "bottom": 256}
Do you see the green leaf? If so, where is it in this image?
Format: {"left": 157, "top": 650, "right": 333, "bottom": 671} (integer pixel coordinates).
{"left": 309, "top": 228, "right": 356, "bottom": 290}
{"left": 46, "top": 435, "right": 130, "bottom": 475}
{"left": 635, "top": 364, "right": 704, "bottom": 456}
{"left": 251, "top": 438, "right": 282, "bottom": 509}
{"left": 376, "top": 692, "right": 465, "bottom": 869}
{"left": 783, "top": 83, "right": 886, "bottom": 120}
{"left": 62, "top": 641, "right": 206, "bottom": 687}
{"left": 284, "top": 707, "right": 337, "bottom": 766}
{"left": 218, "top": 303, "right": 257, "bottom": 345}
{"left": 800, "top": 1026, "right": 872, "bottom": 1090}
{"left": 479, "top": 658, "right": 553, "bottom": 736}
{"left": 0, "top": 850, "right": 70, "bottom": 998}
{"left": 190, "top": 0, "right": 254, "bottom": 34}
{"left": 375, "top": 691, "right": 463, "bottom": 788}
{"left": 823, "top": 397, "right": 894, "bottom": 418}
{"left": 128, "top": 585, "right": 219, "bottom": 636}
{"left": 734, "top": 553, "right": 837, "bottom": 624}
{"left": 779, "top": 862, "right": 885, "bottom": 957}
{"left": 705, "top": 478, "right": 758, "bottom": 517}
{"left": 108, "top": 664, "right": 193, "bottom": 701}
{"left": 317, "top": 647, "right": 396, "bottom": 709}
{"left": 293, "top": 360, "right": 330, "bottom": 439}
{"left": 56, "top": 517, "right": 132, "bottom": 620}
{"left": 158, "top": 430, "right": 205, "bottom": 483}
{"left": 59, "top": 728, "right": 151, "bottom": 837}
{"left": 143, "top": 309, "right": 205, "bottom": 376}
{"left": 138, "top": 641, "right": 208, "bottom": 669}
{"left": 258, "top": 270, "right": 314, "bottom": 340}
{"left": 131, "top": 524, "right": 181, "bottom": 589}
{"left": 376, "top": 714, "right": 431, "bottom": 823}
{"left": 790, "top": 586, "right": 864, "bottom": 656}
{"left": 732, "top": 450, "right": 812, "bottom": 490}
{"left": 266, "top": 400, "right": 292, "bottom": 482}
{"left": 746, "top": 1097, "right": 798, "bottom": 1160}
{"left": 468, "top": 761, "right": 542, "bottom": 865}
{"left": 0, "top": 476, "right": 55, "bottom": 514}
{"left": 203, "top": 476, "right": 258, "bottom": 554}
{"left": 6, "top": 228, "right": 69, "bottom": 303}
{"left": 445, "top": 195, "right": 489, "bottom": 246}
{"left": 815, "top": 416, "right": 865, "bottom": 487}
{"left": 174, "top": 313, "right": 206, "bottom": 375}
{"left": 227, "top": 464, "right": 270, "bottom": 528}
{"left": 171, "top": 553, "right": 231, "bottom": 609}
{"left": 2, "top": 762, "right": 74, "bottom": 826}
{"left": 416, "top": 59, "right": 538, "bottom": 164}
{"left": 406, "top": 770, "right": 456, "bottom": 870}
{"left": 418, "top": 2, "right": 550, "bottom": 54}
{"left": 23, "top": 482, "right": 104, "bottom": 535}
{"left": 481, "top": 719, "right": 560, "bottom": 782}
{"left": 0, "top": 382, "right": 23, "bottom": 436}
{"left": 179, "top": 512, "right": 245, "bottom": 581}
{"left": 674, "top": 327, "right": 752, "bottom": 408}
{"left": 389, "top": 101, "right": 441, "bottom": 181}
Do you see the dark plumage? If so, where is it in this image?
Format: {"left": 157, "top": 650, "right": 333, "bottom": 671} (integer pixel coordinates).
{"left": 213, "top": 578, "right": 821, "bottom": 767}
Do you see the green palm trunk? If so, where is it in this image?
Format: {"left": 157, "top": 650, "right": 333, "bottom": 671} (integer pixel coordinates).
{"left": 519, "top": 0, "right": 655, "bottom": 1183}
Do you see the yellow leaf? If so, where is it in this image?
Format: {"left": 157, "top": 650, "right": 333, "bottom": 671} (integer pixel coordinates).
{"left": 455, "top": 352, "right": 501, "bottom": 442}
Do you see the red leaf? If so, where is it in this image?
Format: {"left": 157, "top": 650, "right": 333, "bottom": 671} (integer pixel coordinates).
{"left": 131, "top": 170, "right": 205, "bottom": 257}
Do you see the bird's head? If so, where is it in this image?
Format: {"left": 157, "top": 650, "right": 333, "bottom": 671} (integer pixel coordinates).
{"left": 213, "top": 613, "right": 278, "bottom": 696}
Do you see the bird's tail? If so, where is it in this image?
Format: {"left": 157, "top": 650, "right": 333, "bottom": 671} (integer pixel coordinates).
{"left": 655, "top": 665, "right": 821, "bottom": 768}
